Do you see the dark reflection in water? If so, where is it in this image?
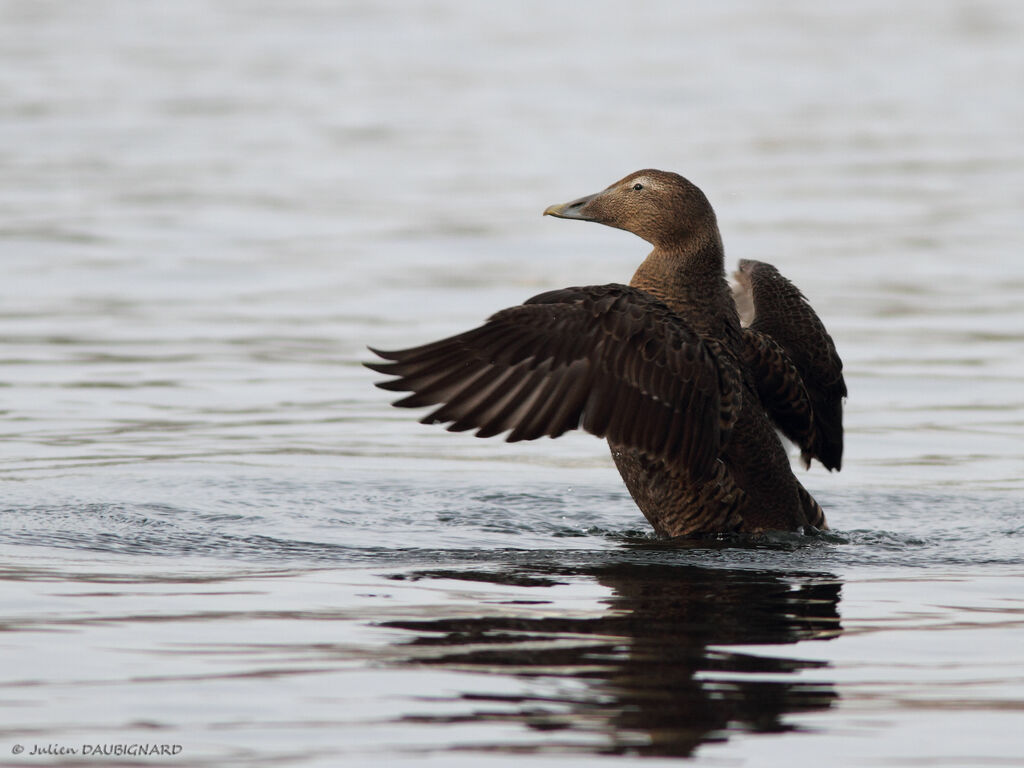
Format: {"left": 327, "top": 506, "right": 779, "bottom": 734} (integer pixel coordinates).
{"left": 384, "top": 563, "right": 842, "bottom": 756}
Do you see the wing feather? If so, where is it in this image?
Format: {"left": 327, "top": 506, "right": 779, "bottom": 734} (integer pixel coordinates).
{"left": 733, "top": 260, "right": 847, "bottom": 470}
{"left": 368, "top": 284, "right": 726, "bottom": 475}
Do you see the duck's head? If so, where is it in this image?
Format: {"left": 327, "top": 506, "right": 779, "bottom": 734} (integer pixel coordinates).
{"left": 543, "top": 169, "right": 717, "bottom": 248}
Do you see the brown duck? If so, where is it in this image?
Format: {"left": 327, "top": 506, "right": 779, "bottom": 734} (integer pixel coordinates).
{"left": 367, "top": 170, "right": 846, "bottom": 535}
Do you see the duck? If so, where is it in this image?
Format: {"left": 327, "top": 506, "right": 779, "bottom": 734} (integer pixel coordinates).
{"left": 366, "top": 170, "right": 846, "bottom": 536}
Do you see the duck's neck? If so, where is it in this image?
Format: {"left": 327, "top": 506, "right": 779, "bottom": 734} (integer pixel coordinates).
{"left": 629, "top": 232, "right": 738, "bottom": 339}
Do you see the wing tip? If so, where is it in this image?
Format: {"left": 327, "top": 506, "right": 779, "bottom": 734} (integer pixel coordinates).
{"left": 364, "top": 359, "right": 396, "bottom": 375}
{"left": 366, "top": 344, "right": 396, "bottom": 359}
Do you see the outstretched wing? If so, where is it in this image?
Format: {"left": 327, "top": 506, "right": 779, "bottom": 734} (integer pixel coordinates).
{"left": 733, "top": 260, "right": 847, "bottom": 471}
{"left": 367, "top": 284, "right": 730, "bottom": 478}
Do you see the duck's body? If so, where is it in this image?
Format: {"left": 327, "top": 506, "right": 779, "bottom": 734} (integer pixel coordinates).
{"left": 367, "top": 170, "right": 845, "bottom": 536}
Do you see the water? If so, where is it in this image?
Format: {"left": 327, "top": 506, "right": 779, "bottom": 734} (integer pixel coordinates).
{"left": 1, "top": 0, "right": 1023, "bottom": 765}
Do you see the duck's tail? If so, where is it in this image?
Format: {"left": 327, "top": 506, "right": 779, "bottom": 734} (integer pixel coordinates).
{"left": 796, "top": 481, "right": 828, "bottom": 531}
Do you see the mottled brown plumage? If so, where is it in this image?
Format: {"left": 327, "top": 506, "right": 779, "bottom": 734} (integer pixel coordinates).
{"left": 367, "top": 170, "right": 845, "bottom": 536}
{"left": 733, "top": 259, "right": 846, "bottom": 471}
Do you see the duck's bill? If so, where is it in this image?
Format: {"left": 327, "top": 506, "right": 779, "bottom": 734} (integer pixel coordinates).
{"left": 543, "top": 192, "right": 599, "bottom": 220}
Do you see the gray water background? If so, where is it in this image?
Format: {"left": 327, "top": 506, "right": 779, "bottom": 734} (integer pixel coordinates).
{"left": 1, "top": 1, "right": 1023, "bottom": 765}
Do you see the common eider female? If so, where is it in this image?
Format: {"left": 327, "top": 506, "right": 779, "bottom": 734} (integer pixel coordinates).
{"left": 367, "top": 170, "right": 846, "bottom": 535}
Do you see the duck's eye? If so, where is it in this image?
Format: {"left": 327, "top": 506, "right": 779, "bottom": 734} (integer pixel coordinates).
{"left": 633, "top": 183, "right": 643, "bottom": 191}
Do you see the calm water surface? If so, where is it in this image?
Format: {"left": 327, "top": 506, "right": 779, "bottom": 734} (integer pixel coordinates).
{"left": 1, "top": 1, "right": 1023, "bottom": 766}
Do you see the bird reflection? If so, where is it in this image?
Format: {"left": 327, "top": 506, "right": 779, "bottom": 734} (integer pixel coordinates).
{"left": 383, "top": 562, "right": 841, "bottom": 757}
